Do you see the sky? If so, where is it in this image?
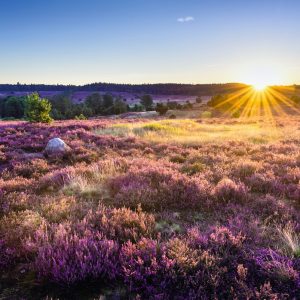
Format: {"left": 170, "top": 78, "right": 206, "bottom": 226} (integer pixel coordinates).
{"left": 0, "top": 0, "right": 300, "bottom": 85}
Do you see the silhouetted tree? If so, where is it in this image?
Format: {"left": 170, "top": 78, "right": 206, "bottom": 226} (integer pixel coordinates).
{"left": 155, "top": 103, "right": 168, "bottom": 115}
{"left": 113, "top": 98, "right": 128, "bottom": 115}
{"left": 140, "top": 94, "right": 153, "bottom": 110}
{"left": 85, "top": 92, "right": 103, "bottom": 114}
{"left": 196, "top": 96, "right": 202, "bottom": 104}
{"left": 3, "top": 96, "right": 25, "bottom": 118}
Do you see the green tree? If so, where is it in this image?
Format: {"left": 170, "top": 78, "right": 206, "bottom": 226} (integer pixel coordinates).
{"left": 155, "top": 103, "right": 168, "bottom": 115}
{"left": 85, "top": 92, "right": 103, "bottom": 115}
{"left": 140, "top": 94, "right": 153, "bottom": 110}
{"left": 3, "top": 96, "right": 25, "bottom": 118}
{"left": 113, "top": 98, "right": 128, "bottom": 115}
{"left": 132, "top": 104, "right": 143, "bottom": 112}
{"left": 25, "top": 93, "right": 53, "bottom": 123}
{"left": 50, "top": 94, "right": 73, "bottom": 119}
{"left": 196, "top": 96, "right": 202, "bottom": 104}
{"left": 102, "top": 94, "right": 114, "bottom": 114}
{"left": 207, "top": 94, "right": 229, "bottom": 109}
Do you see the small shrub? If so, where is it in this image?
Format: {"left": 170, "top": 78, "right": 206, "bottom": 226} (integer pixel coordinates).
{"left": 110, "top": 164, "right": 209, "bottom": 210}
{"left": 0, "top": 210, "right": 45, "bottom": 257}
{"left": 90, "top": 205, "right": 156, "bottom": 243}
{"left": 181, "top": 162, "right": 205, "bottom": 175}
{"left": 0, "top": 239, "right": 15, "bottom": 271}
{"left": 120, "top": 238, "right": 175, "bottom": 297}
{"left": 75, "top": 113, "right": 87, "bottom": 120}
{"left": 169, "top": 154, "right": 186, "bottom": 163}
{"left": 232, "top": 160, "right": 260, "bottom": 179}
{"left": 254, "top": 248, "right": 299, "bottom": 293}
{"left": 12, "top": 159, "right": 49, "bottom": 179}
{"left": 25, "top": 93, "right": 53, "bottom": 123}
{"left": 33, "top": 223, "right": 120, "bottom": 285}
{"left": 213, "top": 178, "right": 248, "bottom": 204}
{"left": 201, "top": 111, "right": 212, "bottom": 118}
{"left": 277, "top": 223, "right": 300, "bottom": 258}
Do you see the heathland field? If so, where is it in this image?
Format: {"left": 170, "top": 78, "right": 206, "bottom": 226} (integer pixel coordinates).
{"left": 1, "top": 116, "right": 300, "bottom": 299}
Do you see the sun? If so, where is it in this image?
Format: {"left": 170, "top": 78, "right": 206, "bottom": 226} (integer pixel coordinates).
{"left": 252, "top": 82, "right": 268, "bottom": 91}
{"left": 239, "top": 65, "right": 284, "bottom": 92}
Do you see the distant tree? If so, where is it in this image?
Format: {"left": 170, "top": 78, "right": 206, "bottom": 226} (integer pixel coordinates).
{"left": 207, "top": 94, "right": 229, "bottom": 109}
{"left": 69, "top": 103, "right": 92, "bottom": 119}
{"left": 113, "top": 98, "right": 127, "bottom": 115}
{"left": 166, "top": 101, "right": 178, "bottom": 110}
{"left": 176, "top": 103, "right": 183, "bottom": 110}
{"left": 25, "top": 93, "right": 52, "bottom": 123}
{"left": 155, "top": 103, "right": 168, "bottom": 115}
{"left": 132, "top": 104, "right": 143, "bottom": 112}
{"left": 140, "top": 94, "right": 153, "bottom": 110}
{"left": 80, "top": 104, "right": 93, "bottom": 118}
{"left": 50, "top": 94, "right": 73, "bottom": 119}
{"left": 103, "top": 94, "right": 114, "bottom": 108}
{"left": 3, "top": 96, "right": 25, "bottom": 118}
{"left": 184, "top": 101, "right": 193, "bottom": 109}
{"left": 102, "top": 94, "right": 114, "bottom": 114}
{"left": 196, "top": 96, "right": 202, "bottom": 104}
{"left": 85, "top": 92, "right": 103, "bottom": 114}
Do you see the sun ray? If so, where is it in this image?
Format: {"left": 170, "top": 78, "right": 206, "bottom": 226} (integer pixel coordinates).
{"left": 211, "top": 82, "right": 300, "bottom": 122}
{"left": 267, "top": 88, "right": 300, "bottom": 114}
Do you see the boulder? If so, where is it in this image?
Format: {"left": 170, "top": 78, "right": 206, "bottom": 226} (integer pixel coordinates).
{"left": 44, "top": 138, "right": 70, "bottom": 157}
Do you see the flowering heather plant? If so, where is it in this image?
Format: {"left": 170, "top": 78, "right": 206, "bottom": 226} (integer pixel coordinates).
{"left": 0, "top": 119, "right": 300, "bottom": 298}
{"left": 253, "top": 248, "right": 300, "bottom": 295}
{"left": 37, "top": 166, "right": 77, "bottom": 192}
{"left": 33, "top": 222, "right": 120, "bottom": 285}
{"left": 0, "top": 239, "right": 15, "bottom": 271}
{"left": 89, "top": 205, "right": 156, "bottom": 243}
{"left": 0, "top": 210, "right": 45, "bottom": 257}
{"left": 231, "top": 159, "right": 260, "bottom": 179}
{"left": 110, "top": 162, "right": 210, "bottom": 210}
{"left": 38, "top": 196, "right": 91, "bottom": 223}
{"left": 11, "top": 159, "right": 49, "bottom": 179}
{"left": 120, "top": 238, "right": 176, "bottom": 297}
{"left": 213, "top": 178, "right": 249, "bottom": 204}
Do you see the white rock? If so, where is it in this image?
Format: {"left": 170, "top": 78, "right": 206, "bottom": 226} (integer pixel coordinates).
{"left": 45, "top": 138, "right": 70, "bottom": 156}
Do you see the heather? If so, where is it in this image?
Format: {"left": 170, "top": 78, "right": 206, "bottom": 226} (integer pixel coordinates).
{"left": 0, "top": 117, "right": 300, "bottom": 299}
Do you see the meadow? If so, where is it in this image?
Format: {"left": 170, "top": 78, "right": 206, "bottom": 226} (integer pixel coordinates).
{"left": 0, "top": 116, "right": 300, "bottom": 299}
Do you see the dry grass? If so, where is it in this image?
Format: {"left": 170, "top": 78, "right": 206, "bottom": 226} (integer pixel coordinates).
{"left": 95, "top": 118, "right": 300, "bottom": 145}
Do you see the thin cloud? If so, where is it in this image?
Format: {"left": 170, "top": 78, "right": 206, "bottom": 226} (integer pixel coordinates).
{"left": 177, "top": 16, "right": 194, "bottom": 23}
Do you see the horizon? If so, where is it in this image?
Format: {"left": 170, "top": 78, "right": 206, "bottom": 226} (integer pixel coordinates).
{"left": 1, "top": 0, "right": 300, "bottom": 85}
{"left": 0, "top": 82, "right": 297, "bottom": 89}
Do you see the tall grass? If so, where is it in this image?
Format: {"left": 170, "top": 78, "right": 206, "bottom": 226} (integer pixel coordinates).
{"left": 95, "top": 119, "right": 297, "bottom": 145}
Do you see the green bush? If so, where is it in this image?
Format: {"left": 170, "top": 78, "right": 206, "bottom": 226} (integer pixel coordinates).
{"left": 75, "top": 114, "right": 87, "bottom": 120}
{"left": 140, "top": 94, "right": 153, "bottom": 110}
{"left": 25, "top": 93, "right": 53, "bottom": 123}
{"left": 155, "top": 103, "right": 168, "bottom": 115}
{"left": 201, "top": 111, "right": 212, "bottom": 118}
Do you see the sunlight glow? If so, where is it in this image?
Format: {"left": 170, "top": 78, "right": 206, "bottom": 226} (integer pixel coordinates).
{"left": 240, "top": 65, "right": 284, "bottom": 89}
{"left": 252, "top": 82, "right": 268, "bottom": 91}
{"left": 211, "top": 83, "right": 299, "bottom": 120}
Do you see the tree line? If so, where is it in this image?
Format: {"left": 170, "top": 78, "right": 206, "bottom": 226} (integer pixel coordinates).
{"left": 0, "top": 92, "right": 201, "bottom": 122}
{"left": 0, "top": 82, "right": 248, "bottom": 95}
{"left": 0, "top": 92, "right": 130, "bottom": 121}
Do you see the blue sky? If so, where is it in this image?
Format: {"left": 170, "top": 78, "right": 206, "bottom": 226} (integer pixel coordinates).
{"left": 0, "top": 0, "right": 299, "bottom": 84}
